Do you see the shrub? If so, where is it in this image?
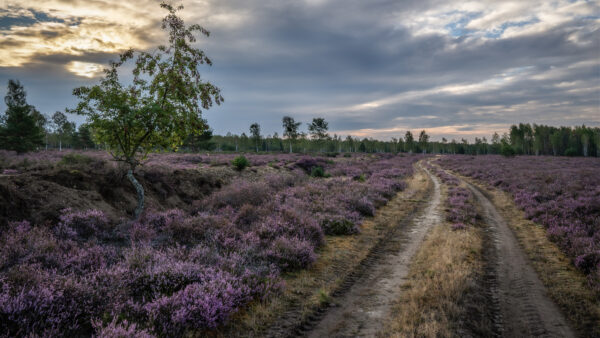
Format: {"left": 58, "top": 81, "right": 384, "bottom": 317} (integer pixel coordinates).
{"left": 500, "top": 143, "right": 515, "bottom": 157}
{"left": 266, "top": 236, "right": 316, "bottom": 271}
{"left": 145, "top": 269, "right": 251, "bottom": 334}
{"left": 564, "top": 148, "right": 577, "bottom": 157}
{"left": 231, "top": 156, "right": 249, "bottom": 170}
{"left": 325, "top": 152, "right": 338, "bottom": 157}
{"left": 321, "top": 218, "right": 358, "bottom": 235}
{"left": 55, "top": 208, "right": 111, "bottom": 240}
{"left": 343, "top": 153, "right": 352, "bottom": 158}
{"left": 295, "top": 157, "right": 327, "bottom": 172}
{"left": 349, "top": 196, "right": 375, "bottom": 216}
{"left": 574, "top": 252, "right": 600, "bottom": 274}
{"left": 208, "top": 180, "right": 272, "bottom": 209}
{"left": 310, "top": 166, "right": 326, "bottom": 178}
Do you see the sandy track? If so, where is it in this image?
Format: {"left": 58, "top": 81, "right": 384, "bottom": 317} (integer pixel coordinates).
{"left": 462, "top": 179, "right": 575, "bottom": 338}
{"left": 304, "top": 164, "right": 441, "bottom": 337}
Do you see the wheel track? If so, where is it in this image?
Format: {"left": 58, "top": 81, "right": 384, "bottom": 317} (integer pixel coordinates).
{"left": 300, "top": 163, "right": 442, "bottom": 337}
{"left": 264, "top": 165, "right": 434, "bottom": 337}
{"left": 460, "top": 177, "right": 575, "bottom": 338}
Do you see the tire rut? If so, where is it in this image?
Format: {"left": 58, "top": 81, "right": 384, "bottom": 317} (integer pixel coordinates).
{"left": 461, "top": 178, "right": 575, "bottom": 338}
{"left": 298, "top": 163, "right": 442, "bottom": 338}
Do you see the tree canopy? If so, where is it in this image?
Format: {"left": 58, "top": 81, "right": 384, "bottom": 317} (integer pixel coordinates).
{"left": 0, "top": 80, "right": 44, "bottom": 153}
{"left": 70, "top": 2, "right": 223, "bottom": 169}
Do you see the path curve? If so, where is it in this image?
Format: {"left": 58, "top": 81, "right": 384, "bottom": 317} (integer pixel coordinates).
{"left": 305, "top": 163, "right": 441, "bottom": 337}
{"left": 462, "top": 178, "right": 575, "bottom": 338}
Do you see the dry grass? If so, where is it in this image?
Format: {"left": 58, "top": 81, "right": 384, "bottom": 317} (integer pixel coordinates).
{"left": 470, "top": 181, "right": 600, "bottom": 337}
{"left": 216, "top": 166, "right": 432, "bottom": 337}
{"left": 380, "top": 184, "right": 488, "bottom": 338}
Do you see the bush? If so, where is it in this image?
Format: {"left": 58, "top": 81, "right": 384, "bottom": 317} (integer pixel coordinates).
{"left": 325, "top": 152, "right": 339, "bottom": 157}
{"left": 310, "top": 166, "right": 326, "bottom": 178}
{"left": 231, "top": 156, "right": 249, "bottom": 170}
{"left": 55, "top": 208, "right": 111, "bottom": 240}
{"left": 343, "top": 153, "right": 352, "bottom": 158}
{"left": 295, "top": 157, "right": 327, "bottom": 172}
{"left": 500, "top": 143, "right": 515, "bottom": 157}
{"left": 266, "top": 236, "right": 316, "bottom": 271}
{"left": 321, "top": 218, "right": 358, "bottom": 235}
{"left": 564, "top": 148, "right": 577, "bottom": 157}
{"left": 349, "top": 197, "right": 375, "bottom": 216}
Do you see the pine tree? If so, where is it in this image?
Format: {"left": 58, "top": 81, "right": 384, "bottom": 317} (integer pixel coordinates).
{"left": 0, "top": 80, "right": 44, "bottom": 153}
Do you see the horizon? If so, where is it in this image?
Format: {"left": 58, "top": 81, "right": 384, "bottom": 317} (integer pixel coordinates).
{"left": 1, "top": 0, "right": 599, "bottom": 141}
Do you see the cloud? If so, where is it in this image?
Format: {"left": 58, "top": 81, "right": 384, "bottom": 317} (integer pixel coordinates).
{"left": 0, "top": 0, "right": 598, "bottom": 140}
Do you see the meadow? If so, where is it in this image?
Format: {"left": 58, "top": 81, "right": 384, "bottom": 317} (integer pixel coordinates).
{"left": 0, "top": 151, "right": 420, "bottom": 336}
{"left": 437, "top": 155, "right": 600, "bottom": 292}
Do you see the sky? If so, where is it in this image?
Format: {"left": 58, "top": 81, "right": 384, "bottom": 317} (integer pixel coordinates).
{"left": 0, "top": 0, "right": 599, "bottom": 141}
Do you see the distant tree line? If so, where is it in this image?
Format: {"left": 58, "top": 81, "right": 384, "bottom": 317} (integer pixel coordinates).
{"left": 1, "top": 81, "right": 598, "bottom": 157}
{"left": 182, "top": 118, "right": 600, "bottom": 157}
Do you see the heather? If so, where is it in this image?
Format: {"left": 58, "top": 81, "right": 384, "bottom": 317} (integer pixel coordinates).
{"left": 0, "top": 153, "right": 420, "bottom": 336}
{"left": 427, "top": 163, "right": 476, "bottom": 230}
{"left": 437, "top": 155, "right": 600, "bottom": 290}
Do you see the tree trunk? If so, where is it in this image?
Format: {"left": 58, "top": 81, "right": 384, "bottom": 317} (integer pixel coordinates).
{"left": 59, "top": 139, "right": 62, "bottom": 151}
{"left": 127, "top": 169, "right": 145, "bottom": 220}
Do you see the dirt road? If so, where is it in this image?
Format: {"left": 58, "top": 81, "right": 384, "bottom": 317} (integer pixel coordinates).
{"left": 295, "top": 162, "right": 574, "bottom": 337}
{"left": 305, "top": 164, "right": 442, "bottom": 337}
{"left": 463, "top": 179, "right": 575, "bottom": 338}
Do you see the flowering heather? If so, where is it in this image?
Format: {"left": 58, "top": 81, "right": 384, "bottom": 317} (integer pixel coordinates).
{"left": 427, "top": 163, "right": 476, "bottom": 230}
{"left": 438, "top": 155, "right": 600, "bottom": 290}
{"left": 0, "top": 153, "right": 422, "bottom": 336}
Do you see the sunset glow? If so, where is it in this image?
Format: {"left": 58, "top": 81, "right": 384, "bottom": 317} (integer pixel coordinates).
{"left": 0, "top": 0, "right": 598, "bottom": 139}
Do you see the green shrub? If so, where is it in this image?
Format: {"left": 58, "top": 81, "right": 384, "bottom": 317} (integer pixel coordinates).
{"left": 232, "top": 155, "right": 250, "bottom": 170}
{"left": 343, "top": 153, "right": 352, "bottom": 158}
{"left": 321, "top": 219, "right": 358, "bottom": 235}
{"left": 325, "top": 152, "right": 339, "bottom": 157}
{"left": 564, "top": 148, "right": 577, "bottom": 157}
{"left": 310, "top": 166, "right": 329, "bottom": 178}
{"left": 354, "top": 174, "right": 366, "bottom": 182}
{"left": 500, "top": 143, "right": 515, "bottom": 157}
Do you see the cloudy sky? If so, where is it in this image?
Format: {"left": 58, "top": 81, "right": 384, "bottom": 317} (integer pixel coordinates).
{"left": 0, "top": 0, "right": 598, "bottom": 140}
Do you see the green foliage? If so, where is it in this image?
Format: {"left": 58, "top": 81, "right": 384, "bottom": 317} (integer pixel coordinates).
{"left": 282, "top": 116, "right": 301, "bottom": 152}
{"left": 308, "top": 117, "right": 329, "bottom": 141}
{"left": 0, "top": 80, "right": 44, "bottom": 153}
{"left": 73, "top": 124, "right": 96, "bottom": 149}
{"left": 564, "top": 148, "right": 577, "bottom": 157}
{"left": 343, "top": 153, "right": 352, "bottom": 158}
{"left": 310, "top": 166, "right": 330, "bottom": 178}
{"left": 500, "top": 141, "right": 516, "bottom": 157}
{"left": 321, "top": 219, "right": 357, "bottom": 235}
{"left": 249, "top": 123, "right": 261, "bottom": 152}
{"left": 318, "top": 288, "right": 331, "bottom": 305}
{"left": 184, "top": 129, "right": 215, "bottom": 151}
{"left": 325, "top": 152, "right": 338, "bottom": 157}
{"left": 69, "top": 2, "right": 223, "bottom": 169}
{"left": 355, "top": 173, "right": 366, "bottom": 182}
{"left": 232, "top": 155, "right": 250, "bottom": 170}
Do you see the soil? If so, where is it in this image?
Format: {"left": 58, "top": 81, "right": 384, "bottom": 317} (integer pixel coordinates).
{"left": 297, "top": 162, "right": 575, "bottom": 338}
{"left": 463, "top": 179, "right": 576, "bottom": 338}
{"left": 302, "top": 164, "right": 442, "bottom": 337}
{"left": 0, "top": 163, "right": 231, "bottom": 227}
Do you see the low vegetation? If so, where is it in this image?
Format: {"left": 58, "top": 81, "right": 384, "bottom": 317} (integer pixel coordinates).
{"left": 382, "top": 163, "right": 491, "bottom": 337}
{"left": 0, "top": 152, "right": 421, "bottom": 336}
{"left": 438, "top": 155, "right": 600, "bottom": 291}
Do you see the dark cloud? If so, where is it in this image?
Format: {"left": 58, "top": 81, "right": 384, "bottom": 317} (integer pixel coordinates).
{"left": 0, "top": 0, "right": 598, "bottom": 140}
